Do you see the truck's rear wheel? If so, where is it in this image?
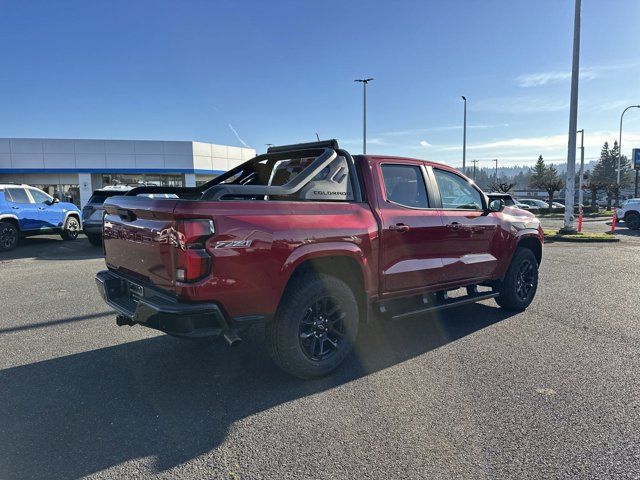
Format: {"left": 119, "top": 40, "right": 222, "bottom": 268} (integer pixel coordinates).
{"left": 625, "top": 212, "right": 640, "bottom": 230}
{"left": 266, "top": 273, "right": 358, "bottom": 378}
{"left": 495, "top": 247, "right": 539, "bottom": 311}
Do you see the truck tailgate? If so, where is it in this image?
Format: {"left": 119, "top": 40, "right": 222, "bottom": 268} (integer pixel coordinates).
{"left": 102, "top": 196, "right": 180, "bottom": 291}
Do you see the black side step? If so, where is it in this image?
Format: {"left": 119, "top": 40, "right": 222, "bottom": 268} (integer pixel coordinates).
{"left": 388, "top": 292, "right": 499, "bottom": 321}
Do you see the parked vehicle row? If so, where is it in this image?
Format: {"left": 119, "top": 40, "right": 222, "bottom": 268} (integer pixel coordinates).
{"left": 0, "top": 184, "right": 82, "bottom": 251}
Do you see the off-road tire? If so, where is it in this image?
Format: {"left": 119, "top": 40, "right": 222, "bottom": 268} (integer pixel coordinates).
{"left": 625, "top": 212, "right": 640, "bottom": 230}
{"left": 495, "top": 247, "right": 539, "bottom": 311}
{"left": 265, "top": 273, "right": 359, "bottom": 379}
{"left": 87, "top": 233, "right": 102, "bottom": 246}
{"left": 61, "top": 216, "right": 80, "bottom": 241}
{"left": 0, "top": 221, "right": 19, "bottom": 251}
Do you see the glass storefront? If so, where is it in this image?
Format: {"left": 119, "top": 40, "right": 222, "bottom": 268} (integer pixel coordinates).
{"left": 101, "top": 173, "right": 183, "bottom": 188}
{"left": 33, "top": 184, "right": 81, "bottom": 206}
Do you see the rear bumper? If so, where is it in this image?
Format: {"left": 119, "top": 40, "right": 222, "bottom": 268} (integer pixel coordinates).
{"left": 95, "top": 270, "right": 262, "bottom": 340}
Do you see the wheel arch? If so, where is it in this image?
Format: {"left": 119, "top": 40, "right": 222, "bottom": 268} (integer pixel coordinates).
{"left": 0, "top": 214, "right": 20, "bottom": 231}
{"left": 280, "top": 246, "right": 371, "bottom": 323}
{"left": 516, "top": 235, "right": 542, "bottom": 266}
{"left": 64, "top": 211, "right": 82, "bottom": 228}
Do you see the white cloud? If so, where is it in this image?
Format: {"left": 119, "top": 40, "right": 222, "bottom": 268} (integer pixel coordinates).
{"left": 419, "top": 140, "right": 432, "bottom": 147}
{"left": 517, "top": 69, "right": 598, "bottom": 87}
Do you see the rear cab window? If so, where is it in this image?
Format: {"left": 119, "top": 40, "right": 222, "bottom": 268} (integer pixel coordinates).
{"left": 380, "top": 164, "right": 429, "bottom": 209}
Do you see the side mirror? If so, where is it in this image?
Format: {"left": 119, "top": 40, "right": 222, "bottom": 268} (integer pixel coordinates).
{"left": 487, "top": 198, "right": 505, "bottom": 213}
{"left": 45, "top": 198, "right": 60, "bottom": 206}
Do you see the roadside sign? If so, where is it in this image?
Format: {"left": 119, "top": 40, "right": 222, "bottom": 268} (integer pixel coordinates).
{"left": 634, "top": 148, "right": 640, "bottom": 170}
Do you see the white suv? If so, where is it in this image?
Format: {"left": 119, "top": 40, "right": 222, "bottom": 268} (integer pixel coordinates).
{"left": 616, "top": 199, "right": 640, "bottom": 230}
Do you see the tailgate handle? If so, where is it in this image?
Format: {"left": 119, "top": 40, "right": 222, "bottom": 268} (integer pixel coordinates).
{"left": 117, "top": 209, "right": 136, "bottom": 222}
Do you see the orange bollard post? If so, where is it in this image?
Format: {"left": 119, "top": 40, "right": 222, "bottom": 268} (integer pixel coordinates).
{"left": 610, "top": 208, "right": 617, "bottom": 233}
{"left": 577, "top": 211, "right": 583, "bottom": 233}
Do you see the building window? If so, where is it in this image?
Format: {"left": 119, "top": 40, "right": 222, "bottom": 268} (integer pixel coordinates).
{"left": 101, "top": 173, "right": 183, "bottom": 187}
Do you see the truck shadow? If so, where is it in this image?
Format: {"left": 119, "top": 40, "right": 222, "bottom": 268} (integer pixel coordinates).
{"left": 0, "top": 303, "right": 516, "bottom": 479}
{"left": 0, "top": 235, "right": 103, "bottom": 261}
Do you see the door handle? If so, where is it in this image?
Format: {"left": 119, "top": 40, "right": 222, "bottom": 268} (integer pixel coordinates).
{"left": 38, "top": 207, "right": 46, "bottom": 210}
{"left": 389, "top": 223, "right": 410, "bottom": 233}
{"left": 447, "top": 222, "right": 461, "bottom": 230}
{"left": 11, "top": 206, "right": 19, "bottom": 210}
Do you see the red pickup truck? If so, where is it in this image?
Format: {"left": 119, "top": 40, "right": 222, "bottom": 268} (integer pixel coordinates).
{"left": 96, "top": 140, "right": 543, "bottom": 378}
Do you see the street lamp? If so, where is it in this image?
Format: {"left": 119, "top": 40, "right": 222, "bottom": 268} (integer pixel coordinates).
{"left": 561, "top": 0, "right": 581, "bottom": 234}
{"left": 617, "top": 105, "right": 640, "bottom": 190}
{"left": 461, "top": 96, "right": 467, "bottom": 173}
{"left": 355, "top": 78, "right": 374, "bottom": 154}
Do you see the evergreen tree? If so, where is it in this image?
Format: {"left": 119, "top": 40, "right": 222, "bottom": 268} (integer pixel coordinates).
{"left": 528, "top": 155, "right": 564, "bottom": 209}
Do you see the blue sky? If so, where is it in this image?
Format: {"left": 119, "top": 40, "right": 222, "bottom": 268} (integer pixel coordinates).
{"left": 0, "top": 0, "right": 638, "bottom": 167}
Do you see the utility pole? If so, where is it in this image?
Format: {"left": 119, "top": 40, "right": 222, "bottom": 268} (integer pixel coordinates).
{"left": 461, "top": 96, "right": 467, "bottom": 173}
{"left": 493, "top": 159, "right": 498, "bottom": 179}
{"left": 561, "top": 0, "right": 581, "bottom": 234}
{"left": 577, "top": 129, "right": 585, "bottom": 212}
{"left": 354, "top": 78, "right": 374, "bottom": 154}
{"left": 472, "top": 159, "right": 478, "bottom": 180}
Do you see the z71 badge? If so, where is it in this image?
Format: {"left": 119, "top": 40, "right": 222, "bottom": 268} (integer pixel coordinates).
{"left": 214, "top": 240, "right": 253, "bottom": 249}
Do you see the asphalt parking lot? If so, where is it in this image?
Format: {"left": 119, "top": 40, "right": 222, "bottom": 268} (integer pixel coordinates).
{"left": 2, "top": 234, "right": 640, "bottom": 479}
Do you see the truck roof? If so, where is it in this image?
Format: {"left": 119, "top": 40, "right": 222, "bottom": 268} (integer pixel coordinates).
{"left": 358, "top": 155, "right": 463, "bottom": 174}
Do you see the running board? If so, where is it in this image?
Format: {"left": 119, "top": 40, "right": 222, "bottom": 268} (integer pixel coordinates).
{"left": 388, "top": 292, "right": 500, "bottom": 321}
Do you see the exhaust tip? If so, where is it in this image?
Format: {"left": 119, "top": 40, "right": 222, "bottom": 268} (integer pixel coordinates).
{"left": 223, "top": 331, "right": 242, "bottom": 347}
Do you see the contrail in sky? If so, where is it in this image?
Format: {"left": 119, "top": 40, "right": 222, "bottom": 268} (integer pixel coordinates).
{"left": 228, "top": 123, "right": 250, "bottom": 148}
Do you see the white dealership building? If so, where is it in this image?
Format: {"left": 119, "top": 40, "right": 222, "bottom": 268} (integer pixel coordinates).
{"left": 0, "top": 137, "right": 256, "bottom": 207}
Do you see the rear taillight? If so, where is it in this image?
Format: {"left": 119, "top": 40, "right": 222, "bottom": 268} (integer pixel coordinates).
{"left": 174, "top": 219, "right": 214, "bottom": 283}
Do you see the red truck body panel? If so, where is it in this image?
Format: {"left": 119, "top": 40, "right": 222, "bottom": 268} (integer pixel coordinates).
{"left": 102, "top": 154, "right": 543, "bottom": 321}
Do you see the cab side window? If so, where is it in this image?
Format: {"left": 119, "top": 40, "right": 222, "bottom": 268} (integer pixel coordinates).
{"left": 5, "top": 187, "right": 32, "bottom": 204}
{"left": 381, "top": 164, "right": 429, "bottom": 209}
{"left": 433, "top": 169, "right": 483, "bottom": 210}
{"left": 29, "top": 189, "right": 52, "bottom": 204}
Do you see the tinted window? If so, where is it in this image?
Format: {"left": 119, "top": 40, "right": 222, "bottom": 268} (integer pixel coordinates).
{"left": 88, "top": 191, "right": 120, "bottom": 204}
{"left": 381, "top": 164, "right": 429, "bottom": 209}
{"left": 29, "top": 189, "right": 52, "bottom": 204}
{"left": 433, "top": 169, "right": 483, "bottom": 210}
{"left": 6, "top": 188, "right": 31, "bottom": 204}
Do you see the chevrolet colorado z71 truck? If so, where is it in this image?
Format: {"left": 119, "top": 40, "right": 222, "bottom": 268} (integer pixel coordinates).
{"left": 96, "top": 140, "right": 543, "bottom": 378}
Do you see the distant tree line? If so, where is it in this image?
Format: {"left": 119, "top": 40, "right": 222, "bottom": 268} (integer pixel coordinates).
{"left": 462, "top": 140, "right": 633, "bottom": 208}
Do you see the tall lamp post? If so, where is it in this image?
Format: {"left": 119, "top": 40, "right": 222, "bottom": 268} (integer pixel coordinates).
{"left": 461, "top": 96, "right": 467, "bottom": 174}
{"left": 355, "top": 78, "right": 374, "bottom": 154}
{"left": 561, "top": 0, "right": 581, "bottom": 234}
{"left": 617, "top": 105, "right": 640, "bottom": 202}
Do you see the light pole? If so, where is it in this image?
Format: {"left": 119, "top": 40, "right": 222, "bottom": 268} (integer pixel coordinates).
{"left": 472, "top": 159, "right": 478, "bottom": 180}
{"left": 617, "top": 105, "right": 640, "bottom": 191}
{"left": 355, "top": 78, "right": 374, "bottom": 154}
{"left": 493, "top": 158, "right": 498, "bottom": 179}
{"left": 461, "top": 96, "right": 467, "bottom": 174}
{"left": 577, "top": 129, "right": 584, "bottom": 212}
{"left": 561, "top": 0, "right": 581, "bottom": 234}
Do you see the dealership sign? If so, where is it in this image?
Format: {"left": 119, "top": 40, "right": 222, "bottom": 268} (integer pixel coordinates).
{"left": 634, "top": 148, "right": 640, "bottom": 170}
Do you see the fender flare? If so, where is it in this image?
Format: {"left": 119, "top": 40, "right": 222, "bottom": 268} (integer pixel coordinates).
{"left": 279, "top": 242, "right": 373, "bottom": 296}
{"left": 0, "top": 213, "right": 20, "bottom": 228}
{"left": 63, "top": 210, "right": 82, "bottom": 229}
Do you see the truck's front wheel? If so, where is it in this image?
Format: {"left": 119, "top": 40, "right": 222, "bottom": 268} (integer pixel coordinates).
{"left": 266, "top": 273, "right": 359, "bottom": 378}
{"left": 495, "top": 247, "right": 539, "bottom": 311}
